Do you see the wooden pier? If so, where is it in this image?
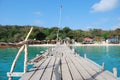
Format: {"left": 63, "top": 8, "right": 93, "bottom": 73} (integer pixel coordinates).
{"left": 20, "top": 45, "right": 116, "bottom": 80}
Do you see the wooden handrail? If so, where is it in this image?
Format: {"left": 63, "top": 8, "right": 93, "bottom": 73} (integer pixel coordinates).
{"left": 8, "top": 27, "right": 33, "bottom": 80}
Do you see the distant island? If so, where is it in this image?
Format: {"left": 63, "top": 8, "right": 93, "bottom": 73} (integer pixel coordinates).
{"left": 0, "top": 25, "right": 120, "bottom": 45}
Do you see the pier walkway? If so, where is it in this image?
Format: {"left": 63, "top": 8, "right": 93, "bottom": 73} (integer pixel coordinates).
{"left": 20, "top": 45, "right": 116, "bottom": 80}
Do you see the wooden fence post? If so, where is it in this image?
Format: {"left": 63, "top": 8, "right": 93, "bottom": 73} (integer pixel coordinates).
{"left": 24, "top": 44, "right": 28, "bottom": 73}
{"left": 8, "top": 27, "right": 33, "bottom": 80}
{"left": 102, "top": 62, "right": 104, "bottom": 71}
{"left": 84, "top": 54, "right": 87, "bottom": 59}
{"left": 113, "top": 67, "right": 117, "bottom": 78}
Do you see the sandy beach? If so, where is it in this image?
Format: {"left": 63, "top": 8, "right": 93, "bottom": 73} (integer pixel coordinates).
{"left": 29, "top": 44, "right": 56, "bottom": 47}
{"left": 70, "top": 43, "right": 120, "bottom": 46}
{"left": 29, "top": 43, "right": 120, "bottom": 47}
{"left": 1, "top": 43, "right": 120, "bottom": 48}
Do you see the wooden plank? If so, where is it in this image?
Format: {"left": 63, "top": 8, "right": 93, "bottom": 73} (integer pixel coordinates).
{"left": 29, "top": 57, "right": 51, "bottom": 80}
{"left": 40, "top": 56, "right": 55, "bottom": 80}
{"left": 65, "top": 57, "right": 83, "bottom": 80}
{"left": 99, "top": 71, "right": 116, "bottom": 80}
{"left": 20, "top": 57, "right": 47, "bottom": 80}
{"left": 75, "top": 56, "right": 106, "bottom": 80}
{"left": 61, "top": 57, "right": 72, "bottom": 80}
{"left": 52, "top": 57, "right": 61, "bottom": 80}
{"left": 78, "top": 56, "right": 115, "bottom": 80}
{"left": 20, "top": 71, "right": 35, "bottom": 80}
{"left": 20, "top": 45, "right": 117, "bottom": 80}
{"left": 33, "top": 57, "right": 46, "bottom": 68}
{"left": 7, "top": 72, "right": 24, "bottom": 77}
{"left": 69, "top": 56, "right": 94, "bottom": 80}
{"left": 85, "top": 58, "right": 102, "bottom": 72}
{"left": 104, "top": 70, "right": 116, "bottom": 78}
{"left": 43, "top": 51, "right": 49, "bottom": 56}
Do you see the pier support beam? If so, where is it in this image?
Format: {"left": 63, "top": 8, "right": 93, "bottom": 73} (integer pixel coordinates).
{"left": 113, "top": 68, "right": 117, "bottom": 78}
{"left": 24, "top": 44, "right": 28, "bottom": 73}
{"left": 102, "top": 62, "right": 104, "bottom": 71}
{"left": 84, "top": 54, "right": 87, "bottom": 59}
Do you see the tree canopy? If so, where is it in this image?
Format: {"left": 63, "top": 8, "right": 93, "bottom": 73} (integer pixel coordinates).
{"left": 0, "top": 25, "right": 120, "bottom": 43}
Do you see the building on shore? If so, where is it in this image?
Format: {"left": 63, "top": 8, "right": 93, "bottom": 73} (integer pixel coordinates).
{"left": 82, "top": 37, "right": 94, "bottom": 44}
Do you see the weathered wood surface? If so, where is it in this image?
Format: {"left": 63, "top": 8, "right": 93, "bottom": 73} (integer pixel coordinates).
{"left": 20, "top": 45, "right": 116, "bottom": 80}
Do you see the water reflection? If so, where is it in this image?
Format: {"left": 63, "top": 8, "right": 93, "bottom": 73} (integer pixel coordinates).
{"left": 106, "top": 45, "right": 110, "bottom": 58}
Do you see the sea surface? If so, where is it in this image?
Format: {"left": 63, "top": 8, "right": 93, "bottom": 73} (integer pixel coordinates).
{"left": 0, "top": 46, "right": 120, "bottom": 80}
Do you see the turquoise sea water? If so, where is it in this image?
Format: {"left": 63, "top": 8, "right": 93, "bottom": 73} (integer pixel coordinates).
{"left": 0, "top": 46, "right": 120, "bottom": 80}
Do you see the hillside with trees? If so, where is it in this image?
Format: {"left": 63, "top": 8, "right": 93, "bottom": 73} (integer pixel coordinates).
{"left": 0, "top": 25, "right": 120, "bottom": 43}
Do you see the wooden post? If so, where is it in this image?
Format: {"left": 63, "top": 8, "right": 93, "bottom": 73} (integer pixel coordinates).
{"left": 72, "top": 48, "right": 75, "bottom": 52}
{"left": 8, "top": 77, "right": 12, "bottom": 80}
{"left": 24, "top": 44, "right": 28, "bottom": 73}
{"left": 102, "top": 62, "right": 104, "bottom": 71}
{"left": 8, "top": 27, "right": 33, "bottom": 80}
{"left": 84, "top": 54, "right": 87, "bottom": 59}
{"left": 9, "top": 45, "right": 25, "bottom": 80}
{"left": 25, "top": 27, "right": 33, "bottom": 41}
{"left": 113, "top": 68, "right": 117, "bottom": 78}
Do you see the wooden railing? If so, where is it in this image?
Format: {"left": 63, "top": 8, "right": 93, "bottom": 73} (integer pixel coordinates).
{"left": 7, "top": 27, "right": 33, "bottom": 80}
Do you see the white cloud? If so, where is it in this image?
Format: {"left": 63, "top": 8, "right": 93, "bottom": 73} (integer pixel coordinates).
{"left": 33, "top": 19, "right": 43, "bottom": 25}
{"left": 100, "top": 18, "right": 109, "bottom": 22}
{"left": 111, "top": 24, "right": 120, "bottom": 30}
{"left": 118, "top": 17, "right": 120, "bottom": 21}
{"left": 91, "top": 0, "right": 119, "bottom": 12}
{"left": 34, "top": 11, "right": 42, "bottom": 16}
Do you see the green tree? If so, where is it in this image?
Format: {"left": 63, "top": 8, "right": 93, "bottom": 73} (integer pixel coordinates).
{"left": 35, "top": 32, "right": 46, "bottom": 40}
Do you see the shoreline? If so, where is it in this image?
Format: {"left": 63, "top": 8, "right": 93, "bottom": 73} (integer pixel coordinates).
{"left": 29, "top": 44, "right": 56, "bottom": 47}
{"left": 29, "top": 43, "right": 120, "bottom": 47}
{"left": 1, "top": 43, "right": 120, "bottom": 48}
{"left": 70, "top": 43, "right": 120, "bottom": 46}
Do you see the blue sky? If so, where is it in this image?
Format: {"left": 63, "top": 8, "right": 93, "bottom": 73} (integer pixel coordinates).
{"left": 0, "top": 0, "right": 120, "bottom": 30}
